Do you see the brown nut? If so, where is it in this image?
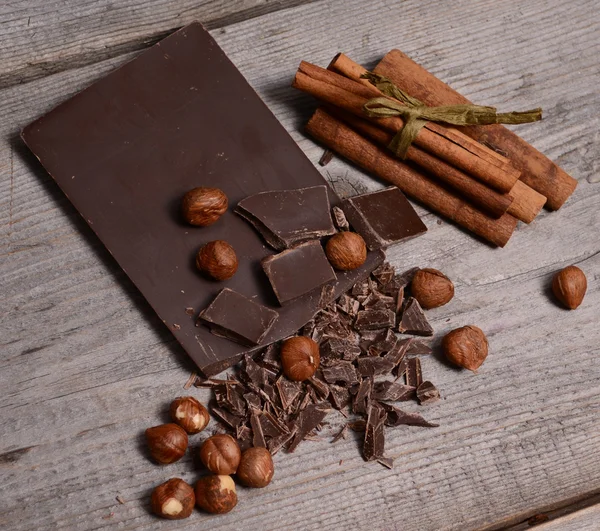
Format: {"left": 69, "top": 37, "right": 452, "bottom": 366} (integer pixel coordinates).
{"left": 552, "top": 265, "right": 587, "bottom": 309}
{"left": 181, "top": 187, "right": 228, "bottom": 226}
{"left": 196, "top": 240, "right": 238, "bottom": 281}
{"left": 411, "top": 268, "right": 454, "bottom": 309}
{"left": 145, "top": 423, "right": 188, "bottom": 464}
{"left": 170, "top": 396, "right": 210, "bottom": 434}
{"left": 325, "top": 232, "right": 367, "bottom": 271}
{"left": 280, "top": 336, "right": 320, "bottom": 381}
{"left": 151, "top": 478, "right": 195, "bottom": 519}
{"left": 442, "top": 325, "right": 488, "bottom": 372}
{"left": 195, "top": 475, "right": 237, "bottom": 514}
{"left": 199, "top": 434, "right": 241, "bottom": 475}
{"left": 237, "top": 447, "right": 274, "bottom": 488}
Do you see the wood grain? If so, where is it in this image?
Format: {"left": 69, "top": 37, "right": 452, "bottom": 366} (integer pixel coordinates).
{"left": 1, "top": 0, "right": 599, "bottom": 530}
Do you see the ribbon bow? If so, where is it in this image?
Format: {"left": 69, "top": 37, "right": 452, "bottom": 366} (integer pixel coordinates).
{"left": 361, "top": 72, "right": 542, "bottom": 159}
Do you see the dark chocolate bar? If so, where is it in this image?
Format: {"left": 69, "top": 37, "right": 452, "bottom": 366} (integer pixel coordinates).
{"left": 262, "top": 240, "right": 336, "bottom": 304}
{"left": 235, "top": 186, "right": 336, "bottom": 250}
{"left": 21, "top": 22, "right": 384, "bottom": 376}
{"left": 341, "top": 187, "right": 427, "bottom": 250}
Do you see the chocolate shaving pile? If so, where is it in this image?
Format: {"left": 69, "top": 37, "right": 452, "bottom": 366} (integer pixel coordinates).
{"left": 197, "top": 263, "right": 440, "bottom": 467}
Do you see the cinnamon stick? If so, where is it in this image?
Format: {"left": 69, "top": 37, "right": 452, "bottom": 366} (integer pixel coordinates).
{"left": 306, "top": 108, "right": 518, "bottom": 247}
{"left": 327, "top": 106, "right": 545, "bottom": 223}
{"left": 326, "top": 107, "right": 512, "bottom": 218}
{"left": 372, "top": 49, "right": 577, "bottom": 210}
{"left": 294, "top": 62, "right": 520, "bottom": 193}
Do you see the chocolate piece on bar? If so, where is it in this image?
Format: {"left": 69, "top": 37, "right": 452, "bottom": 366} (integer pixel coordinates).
{"left": 21, "top": 22, "right": 384, "bottom": 377}
{"left": 417, "top": 381, "right": 441, "bottom": 404}
{"left": 398, "top": 297, "right": 433, "bottom": 336}
{"left": 332, "top": 206, "right": 350, "bottom": 231}
{"left": 236, "top": 186, "right": 336, "bottom": 250}
{"left": 199, "top": 289, "right": 278, "bottom": 346}
{"left": 355, "top": 308, "right": 396, "bottom": 331}
{"left": 341, "top": 187, "right": 427, "bottom": 250}
{"left": 262, "top": 241, "right": 336, "bottom": 305}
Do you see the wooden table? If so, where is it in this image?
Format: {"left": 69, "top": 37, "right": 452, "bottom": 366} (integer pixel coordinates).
{"left": 1, "top": 1, "right": 599, "bottom": 529}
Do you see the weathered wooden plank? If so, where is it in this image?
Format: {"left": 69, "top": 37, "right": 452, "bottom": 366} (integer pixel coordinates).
{"left": 0, "top": 0, "right": 316, "bottom": 89}
{"left": 1, "top": 0, "right": 599, "bottom": 530}
{"left": 534, "top": 504, "right": 600, "bottom": 531}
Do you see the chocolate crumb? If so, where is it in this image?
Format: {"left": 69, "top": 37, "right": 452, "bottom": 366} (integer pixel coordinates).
{"left": 183, "top": 371, "right": 197, "bottom": 390}
{"left": 319, "top": 149, "right": 334, "bottom": 166}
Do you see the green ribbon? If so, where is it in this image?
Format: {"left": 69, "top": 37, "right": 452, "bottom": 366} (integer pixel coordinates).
{"left": 360, "top": 72, "right": 542, "bottom": 159}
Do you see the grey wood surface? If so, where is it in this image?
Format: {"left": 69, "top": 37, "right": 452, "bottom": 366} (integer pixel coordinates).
{"left": 1, "top": 0, "right": 599, "bottom": 530}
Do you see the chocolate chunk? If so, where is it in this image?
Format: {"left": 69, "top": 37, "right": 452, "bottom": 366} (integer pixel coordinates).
{"left": 398, "top": 297, "right": 433, "bottom": 336}
{"left": 384, "top": 338, "right": 411, "bottom": 366}
{"left": 267, "top": 430, "right": 296, "bottom": 455}
{"left": 308, "top": 375, "right": 331, "bottom": 400}
{"left": 381, "top": 403, "right": 439, "bottom": 428}
{"left": 363, "top": 291, "right": 396, "bottom": 311}
{"left": 243, "top": 392, "right": 262, "bottom": 411}
{"left": 236, "top": 186, "right": 336, "bottom": 250}
{"left": 394, "top": 358, "right": 409, "bottom": 380}
{"left": 355, "top": 309, "right": 396, "bottom": 331}
{"left": 262, "top": 241, "right": 336, "bottom": 305}
{"left": 321, "top": 361, "right": 360, "bottom": 386}
{"left": 363, "top": 403, "right": 386, "bottom": 461}
{"left": 407, "top": 339, "right": 433, "bottom": 356}
{"left": 405, "top": 357, "right": 423, "bottom": 388}
{"left": 287, "top": 404, "right": 330, "bottom": 453}
{"left": 236, "top": 425, "right": 253, "bottom": 451}
{"left": 353, "top": 377, "right": 373, "bottom": 415}
{"left": 332, "top": 206, "right": 350, "bottom": 231}
{"left": 258, "top": 344, "right": 281, "bottom": 371}
{"left": 417, "top": 381, "right": 441, "bottom": 404}
{"left": 359, "top": 329, "right": 387, "bottom": 352}
{"left": 372, "top": 381, "right": 416, "bottom": 402}
{"left": 321, "top": 338, "right": 361, "bottom": 363}
{"left": 329, "top": 385, "right": 351, "bottom": 410}
{"left": 250, "top": 410, "right": 266, "bottom": 448}
{"left": 226, "top": 384, "right": 246, "bottom": 415}
{"left": 336, "top": 294, "right": 360, "bottom": 317}
{"left": 357, "top": 357, "right": 395, "bottom": 377}
{"left": 199, "top": 289, "right": 279, "bottom": 346}
{"left": 259, "top": 411, "right": 289, "bottom": 438}
{"left": 348, "top": 419, "right": 367, "bottom": 432}
{"left": 243, "top": 355, "right": 269, "bottom": 387}
{"left": 377, "top": 456, "right": 395, "bottom": 469}
{"left": 341, "top": 187, "right": 427, "bottom": 251}
{"left": 319, "top": 149, "right": 334, "bottom": 167}
{"left": 371, "top": 263, "right": 396, "bottom": 287}
{"left": 275, "top": 378, "right": 302, "bottom": 411}
{"left": 351, "top": 281, "right": 370, "bottom": 298}
{"left": 372, "top": 329, "right": 398, "bottom": 353}
{"left": 211, "top": 407, "right": 244, "bottom": 429}
{"left": 396, "top": 268, "right": 420, "bottom": 289}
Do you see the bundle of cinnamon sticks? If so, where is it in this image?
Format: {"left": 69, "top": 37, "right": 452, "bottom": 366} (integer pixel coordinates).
{"left": 292, "top": 51, "right": 577, "bottom": 247}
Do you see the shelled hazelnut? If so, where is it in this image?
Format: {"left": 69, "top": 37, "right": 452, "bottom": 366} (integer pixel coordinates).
{"left": 280, "top": 336, "right": 320, "bottom": 381}
{"left": 169, "top": 396, "right": 210, "bottom": 434}
{"left": 442, "top": 325, "right": 488, "bottom": 372}
{"left": 145, "top": 423, "right": 188, "bottom": 464}
{"left": 325, "top": 231, "right": 367, "bottom": 271}
{"left": 237, "top": 447, "right": 274, "bottom": 488}
{"left": 552, "top": 265, "right": 587, "bottom": 309}
{"left": 195, "top": 475, "right": 237, "bottom": 514}
{"left": 181, "top": 187, "right": 228, "bottom": 226}
{"left": 151, "top": 478, "right": 195, "bottom": 520}
{"left": 411, "top": 268, "right": 454, "bottom": 309}
{"left": 199, "top": 434, "right": 241, "bottom": 475}
{"left": 196, "top": 240, "right": 238, "bottom": 281}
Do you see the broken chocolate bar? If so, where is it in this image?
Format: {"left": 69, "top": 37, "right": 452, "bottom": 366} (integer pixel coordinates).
{"left": 199, "top": 288, "right": 278, "bottom": 346}
{"left": 236, "top": 186, "right": 336, "bottom": 250}
{"left": 341, "top": 187, "right": 427, "bottom": 251}
{"left": 262, "top": 241, "right": 336, "bottom": 304}
{"left": 399, "top": 297, "right": 433, "bottom": 336}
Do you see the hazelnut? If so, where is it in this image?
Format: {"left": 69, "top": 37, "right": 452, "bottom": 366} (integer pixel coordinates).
{"left": 145, "top": 423, "right": 188, "bottom": 464}
{"left": 552, "top": 265, "right": 587, "bottom": 309}
{"left": 237, "top": 447, "right": 274, "bottom": 488}
{"left": 325, "top": 232, "right": 367, "bottom": 271}
{"left": 181, "top": 187, "right": 228, "bottom": 226}
{"left": 195, "top": 475, "right": 237, "bottom": 514}
{"left": 196, "top": 240, "right": 238, "bottom": 281}
{"left": 170, "top": 396, "right": 210, "bottom": 434}
{"left": 199, "top": 434, "right": 241, "bottom": 475}
{"left": 151, "top": 478, "right": 195, "bottom": 519}
{"left": 411, "top": 268, "right": 454, "bottom": 309}
{"left": 280, "top": 336, "right": 320, "bottom": 381}
{"left": 442, "top": 325, "right": 488, "bottom": 372}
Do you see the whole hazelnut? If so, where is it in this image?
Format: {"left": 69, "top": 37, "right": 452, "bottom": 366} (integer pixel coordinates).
{"left": 199, "top": 434, "right": 241, "bottom": 475}
{"left": 151, "top": 478, "right": 195, "bottom": 520}
{"left": 195, "top": 475, "right": 237, "bottom": 514}
{"left": 181, "top": 187, "right": 228, "bottom": 226}
{"left": 280, "top": 336, "right": 320, "bottom": 381}
{"left": 442, "top": 325, "right": 488, "bottom": 372}
{"left": 170, "top": 396, "right": 210, "bottom": 434}
{"left": 237, "top": 447, "right": 274, "bottom": 488}
{"left": 411, "top": 268, "right": 454, "bottom": 309}
{"left": 145, "top": 423, "right": 188, "bottom": 464}
{"left": 325, "top": 232, "right": 367, "bottom": 271}
{"left": 196, "top": 240, "right": 238, "bottom": 281}
{"left": 552, "top": 265, "right": 587, "bottom": 309}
